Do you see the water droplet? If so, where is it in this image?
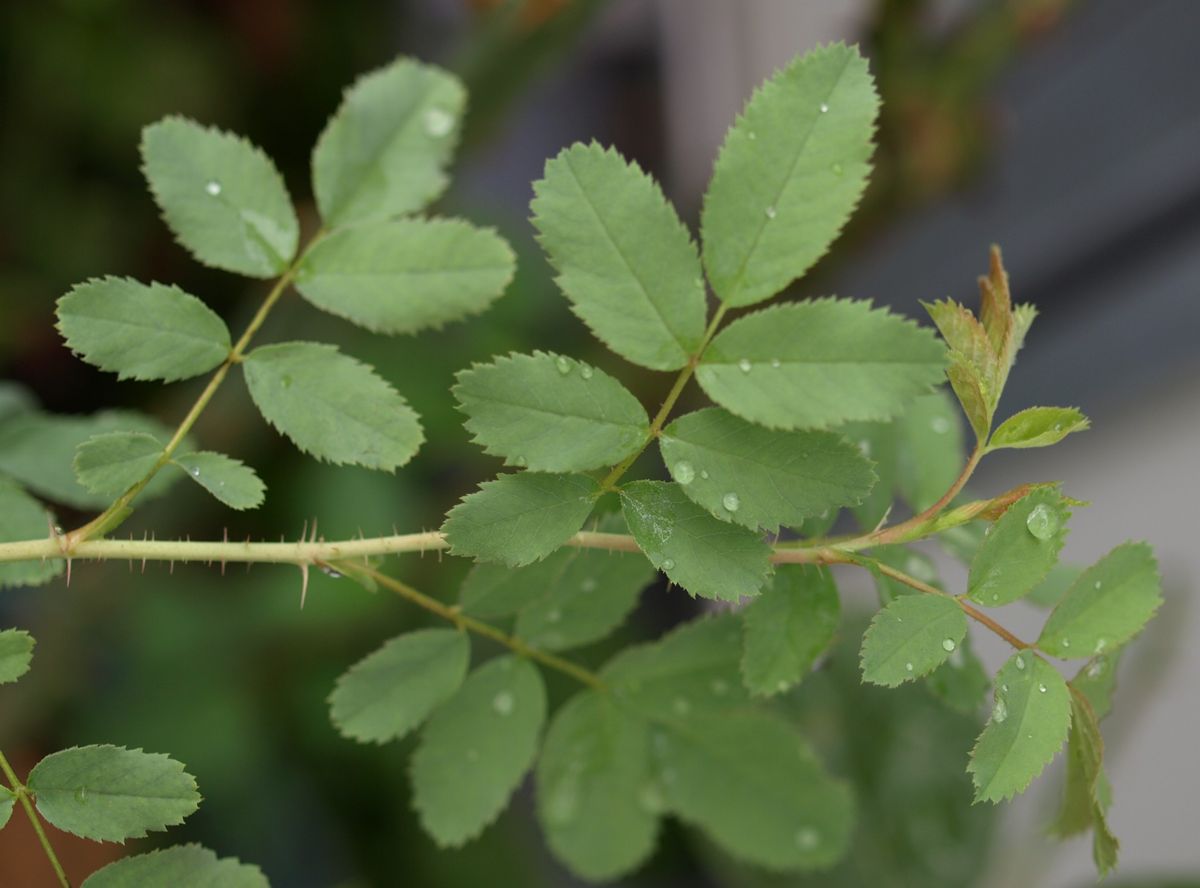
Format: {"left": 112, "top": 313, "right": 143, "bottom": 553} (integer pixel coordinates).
{"left": 320, "top": 566, "right": 342, "bottom": 578}
{"left": 992, "top": 593, "right": 1000, "bottom": 602}
{"left": 1061, "top": 638, "right": 1071, "bottom": 649}
{"left": 546, "top": 608, "right": 561, "bottom": 624}
{"left": 514, "top": 455, "right": 528, "bottom": 467}
{"left": 75, "top": 786, "right": 88, "bottom": 804}
{"left": 770, "top": 358, "right": 781, "bottom": 368}
{"left": 993, "top": 698, "right": 1008, "bottom": 723}
{"left": 53, "top": 525, "right": 64, "bottom": 535}
{"left": 796, "top": 827, "right": 819, "bottom": 850}
{"left": 905, "top": 662, "right": 914, "bottom": 672}
{"left": 1015, "top": 655, "right": 1026, "bottom": 671}
{"left": 942, "top": 638, "right": 957, "bottom": 652}
{"left": 555, "top": 356, "right": 571, "bottom": 375}
{"left": 492, "top": 691, "right": 515, "bottom": 716}
{"left": 580, "top": 365, "right": 593, "bottom": 380}
{"left": 858, "top": 439, "right": 871, "bottom": 457}
{"left": 673, "top": 697, "right": 690, "bottom": 716}
{"left": 747, "top": 131, "right": 757, "bottom": 141}
{"left": 1038, "top": 683, "right": 1048, "bottom": 694}
{"left": 722, "top": 492, "right": 740, "bottom": 512}
{"left": 764, "top": 206, "right": 777, "bottom": 219}
{"left": 1094, "top": 580, "right": 1102, "bottom": 590}
{"left": 638, "top": 782, "right": 665, "bottom": 813}
{"left": 190, "top": 466, "right": 201, "bottom": 478}
{"left": 710, "top": 679, "right": 729, "bottom": 696}
{"left": 660, "top": 558, "right": 675, "bottom": 571}
{"left": 674, "top": 461, "right": 696, "bottom": 485}
{"left": 580, "top": 578, "right": 597, "bottom": 593}
{"left": 1087, "top": 660, "right": 1105, "bottom": 679}
{"left": 930, "top": 416, "right": 951, "bottom": 434}
{"left": 205, "top": 180, "right": 222, "bottom": 196}
{"left": 280, "top": 374, "right": 293, "bottom": 388}
{"left": 699, "top": 470, "right": 710, "bottom": 480}
{"left": 1001, "top": 683, "right": 1009, "bottom": 692}
{"left": 1094, "top": 638, "right": 1107, "bottom": 654}
{"left": 1025, "top": 503, "right": 1058, "bottom": 540}
{"left": 738, "top": 358, "right": 753, "bottom": 373}
{"left": 819, "top": 102, "right": 829, "bottom": 113}
{"left": 424, "top": 107, "right": 454, "bottom": 137}
{"left": 777, "top": 680, "right": 789, "bottom": 693}
{"left": 831, "top": 162, "right": 844, "bottom": 175}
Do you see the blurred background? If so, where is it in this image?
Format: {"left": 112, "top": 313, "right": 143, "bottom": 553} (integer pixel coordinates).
{"left": 1, "top": 0, "right": 1197, "bottom": 885}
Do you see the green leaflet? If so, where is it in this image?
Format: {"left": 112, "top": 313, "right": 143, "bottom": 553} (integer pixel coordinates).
{"left": 701, "top": 43, "right": 878, "bottom": 307}
{"left": 1050, "top": 693, "right": 1118, "bottom": 874}
{"left": 28, "top": 745, "right": 200, "bottom": 842}
{"left": 295, "top": 218, "right": 514, "bottom": 335}
{"left": 989, "top": 406, "right": 1089, "bottom": 451}
{"left": 313, "top": 58, "right": 465, "bottom": 228}
{"left": 967, "top": 487, "right": 1070, "bottom": 606}
{"left": 73, "top": 431, "right": 163, "bottom": 496}
{"left": 0, "top": 410, "right": 179, "bottom": 509}
{"left": 531, "top": 142, "right": 707, "bottom": 370}
{"left": 653, "top": 710, "right": 854, "bottom": 871}
{"left": 740, "top": 565, "right": 840, "bottom": 696}
{"left": 968, "top": 653, "right": 1070, "bottom": 803}
{"left": 411, "top": 655, "right": 547, "bottom": 847}
{"left": 0, "top": 480, "right": 61, "bottom": 589}
{"left": 56, "top": 278, "right": 230, "bottom": 382}
{"left": 459, "top": 556, "right": 567, "bottom": 619}
{"left": 696, "top": 300, "right": 945, "bottom": 430}
{"left": 0, "top": 628, "right": 35, "bottom": 684}
{"left": 242, "top": 342, "right": 423, "bottom": 471}
{"left": 328, "top": 628, "right": 469, "bottom": 744}
{"left": 659, "top": 407, "right": 876, "bottom": 532}
{"left": 1038, "top": 542, "right": 1161, "bottom": 658}
{"left": 0, "top": 786, "right": 13, "bottom": 830}
{"left": 442, "top": 472, "right": 599, "bottom": 567}
{"left": 141, "top": 117, "right": 298, "bottom": 277}
{"left": 454, "top": 351, "right": 648, "bottom": 472}
{"left": 172, "top": 452, "right": 265, "bottom": 510}
{"left": 859, "top": 594, "right": 967, "bottom": 687}
{"left": 603, "top": 614, "right": 749, "bottom": 718}
{"left": 620, "top": 480, "right": 771, "bottom": 601}
{"left": 536, "top": 692, "right": 658, "bottom": 881}
{"left": 1071, "top": 652, "right": 1121, "bottom": 721}
{"left": 81, "top": 845, "right": 269, "bottom": 888}
{"left": 896, "top": 390, "right": 964, "bottom": 512}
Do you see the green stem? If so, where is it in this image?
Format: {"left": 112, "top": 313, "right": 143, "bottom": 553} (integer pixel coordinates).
{"left": 867, "top": 441, "right": 985, "bottom": 547}
{"left": 336, "top": 562, "right": 604, "bottom": 690}
{"left": 67, "top": 235, "right": 322, "bottom": 548}
{"left": 0, "top": 749, "right": 71, "bottom": 888}
{"left": 600, "top": 304, "right": 728, "bottom": 491}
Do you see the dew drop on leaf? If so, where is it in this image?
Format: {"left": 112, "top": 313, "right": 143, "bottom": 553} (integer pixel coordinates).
{"left": 770, "top": 358, "right": 781, "bottom": 368}
{"left": 764, "top": 206, "right": 777, "bottom": 219}
{"left": 205, "top": 180, "right": 222, "bottom": 196}
{"left": 492, "top": 691, "right": 514, "bottom": 716}
{"left": 1087, "top": 660, "right": 1105, "bottom": 678}
{"left": 555, "top": 356, "right": 570, "bottom": 375}
{"left": 699, "top": 469, "right": 709, "bottom": 480}
{"left": 819, "top": 102, "right": 829, "bottom": 113}
{"left": 579, "top": 365, "right": 593, "bottom": 380}
{"left": 738, "top": 358, "right": 753, "bottom": 373}
{"left": 1061, "top": 638, "right": 1071, "bottom": 649}
{"left": 674, "top": 461, "right": 696, "bottom": 485}
{"left": 1015, "top": 655, "right": 1026, "bottom": 671}
{"left": 1025, "top": 503, "right": 1058, "bottom": 540}
{"left": 905, "top": 662, "right": 914, "bottom": 672}
{"left": 423, "top": 107, "right": 454, "bottom": 137}
{"left": 795, "top": 827, "right": 819, "bottom": 850}
{"left": 993, "top": 698, "right": 1008, "bottom": 723}
{"left": 660, "top": 558, "right": 675, "bottom": 571}
{"left": 942, "top": 638, "right": 957, "bottom": 652}
{"left": 75, "top": 786, "right": 88, "bottom": 804}
{"left": 1038, "top": 683, "right": 1048, "bottom": 694}
{"left": 930, "top": 416, "right": 951, "bottom": 434}
{"left": 722, "top": 492, "right": 740, "bottom": 513}
{"left": 580, "top": 577, "right": 597, "bottom": 593}
{"left": 831, "top": 162, "right": 844, "bottom": 175}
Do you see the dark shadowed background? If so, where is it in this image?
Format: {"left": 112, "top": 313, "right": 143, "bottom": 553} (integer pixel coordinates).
{"left": 1, "top": 1, "right": 1197, "bottom": 885}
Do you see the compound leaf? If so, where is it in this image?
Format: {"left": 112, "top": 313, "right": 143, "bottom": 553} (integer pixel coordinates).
{"left": 73, "top": 432, "right": 162, "bottom": 496}
{"left": 659, "top": 407, "right": 875, "bottom": 532}
{"left": 536, "top": 692, "right": 657, "bottom": 881}
{"left": 741, "top": 565, "right": 839, "bottom": 696}
{"left": 295, "top": 218, "right": 514, "bottom": 335}
{"left": 968, "top": 654, "right": 1070, "bottom": 803}
{"left": 967, "top": 487, "right": 1070, "bottom": 607}
{"left": 0, "top": 480, "right": 62, "bottom": 589}
{"left": 242, "top": 342, "right": 422, "bottom": 471}
{"left": 329, "top": 628, "right": 469, "bottom": 744}
{"left": 701, "top": 43, "right": 878, "bottom": 307}
{"left": 313, "top": 58, "right": 465, "bottom": 228}
{"left": 411, "top": 656, "right": 546, "bottom": 846}
{"left": 696, "top": 300, "right": 945, "bottom": 430}
{"left": 531, "top": 142, "right": 706, "bottom": 370}
{"left": 454, "top": 351, "right": 648, "bottom": 472}
{"left": 56, "top": 278, "right": 230, "bottom": 382}
{"left": 1038, "top": 542, "right": 1161, "bottom": 659}
{"left": 28, "top": 745, "right": 200, "bottom": 842}
{"left": 653, "top": 710, "right": 854, "bottom": 870}
{"left": 860, "top": 594, "right": 967, "bottom": 687}
{"left": 989, "top": 406, "right": 1089, "bottom": 451}
{"left": 620, "top": 480, "right": 771, "bottom": 601}
{"left": 172, "top": 452, "right": 265, "bottom": 510}
{"left": 0, "top": 629, "right": 35, "bottom": 684}
{"left": 141, "top": 117, "right": 298, "bottom": 277}
{"left": 443, "top": 472, "right": 599, "bottom": 567}
{"left": 81, "top": 845, "right": 269, "bottom": 888}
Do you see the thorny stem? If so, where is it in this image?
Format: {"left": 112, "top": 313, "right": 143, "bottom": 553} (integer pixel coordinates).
{"left": 0, "top": 749, "right": 71, "bottom": 888}
{"left": 67, "top": 232, "right": 324, "bottom": 548}
{"left": 600, "top": 304, "right": 728, "bottom": 491}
